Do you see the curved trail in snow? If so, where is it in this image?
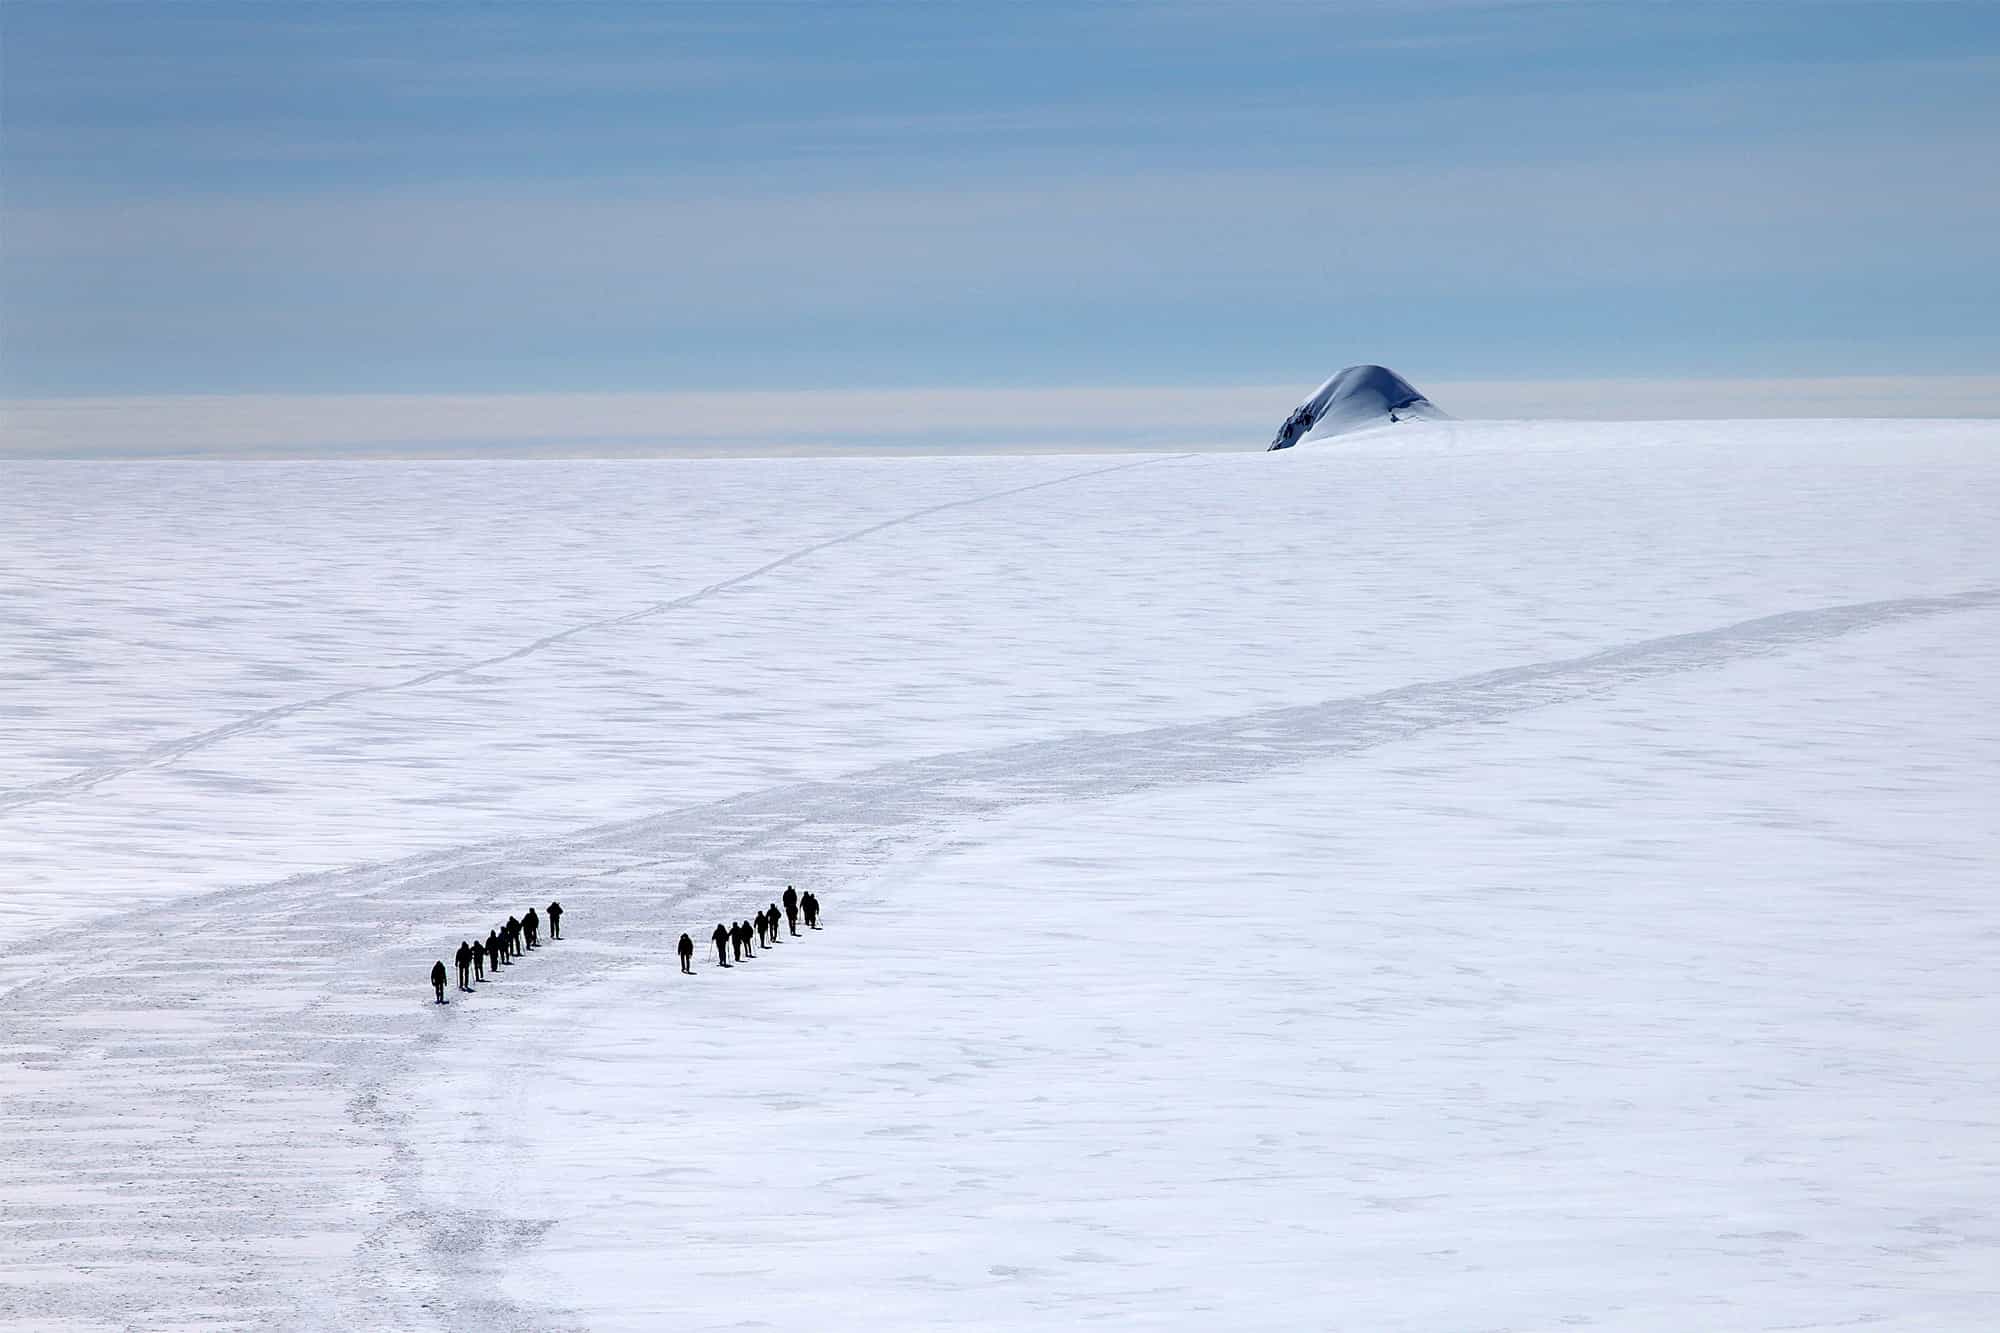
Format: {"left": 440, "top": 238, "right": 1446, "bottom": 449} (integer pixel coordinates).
{"left": 0, "top": 453, "right": 1190, "bottom": 816}
{"left": 2, "top": 586, "right": 1996, "bottom": 1331}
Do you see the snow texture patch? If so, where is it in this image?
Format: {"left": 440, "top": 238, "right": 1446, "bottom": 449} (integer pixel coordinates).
{"left": 436, "top": 608, "right": 2000, "bottom": 1330}
{"left": 0, "top": 454, "right": 1182, "bottom": 815}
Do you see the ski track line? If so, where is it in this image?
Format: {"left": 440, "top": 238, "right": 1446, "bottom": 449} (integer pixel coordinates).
{"left": 0, "top": 453, "right": 1191, "bottom": 816}
{"left": 1, "top": 586, "right": 1995, "bottom": 1332}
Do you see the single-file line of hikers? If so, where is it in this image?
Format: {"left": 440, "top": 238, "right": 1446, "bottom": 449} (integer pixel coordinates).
{"left": 428, "top": 885, "right": 822, "bottom": 1003}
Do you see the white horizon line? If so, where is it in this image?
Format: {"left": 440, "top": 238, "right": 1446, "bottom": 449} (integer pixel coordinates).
{"left": 4, "top": 375, "right": 1997, "bottom": 458}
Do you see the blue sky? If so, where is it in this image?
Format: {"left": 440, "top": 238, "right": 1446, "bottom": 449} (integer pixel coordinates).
{"left": 3, "top": 0, "right": 1998, "bottom": 416}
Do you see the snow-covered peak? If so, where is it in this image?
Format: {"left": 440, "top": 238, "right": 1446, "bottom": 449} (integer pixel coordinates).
{"left": 1267, "top": 364, "right": 1447, "bottom": 449}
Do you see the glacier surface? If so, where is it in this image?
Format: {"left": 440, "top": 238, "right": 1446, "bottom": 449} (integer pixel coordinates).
{"left": 1, "top": 419, "right": 1997, "bottom": 1331}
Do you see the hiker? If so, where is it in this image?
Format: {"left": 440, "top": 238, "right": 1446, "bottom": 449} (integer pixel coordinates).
{"left": 455, "top": 941, "right": 472, "bottom": 992}
{"left": 733, "top": 921, "right": 749, "bottom": 962}
{"left": 767, "top": 902, "right": 782, "bottom": 941}
{"left": 712, "top": 923, "right": 731, "bottom": 967}
{"left": 754, "top": 910, "right": 769, "bottom": 949}
{"left": 678, "top": 932, "right": 695, "bottom": 974}
{"left": 430, "top": 960, "right": 448, "bottom": 1004}
{"left": 506, "top": 916, "right": 521, "bottom": 959}
{"left": 783, "top": 885, "right": 799, "bottom": 936}
{"left": 472, "top": 936, "right": 486, "bottom": 982}
{"left": 547, "top": 901, "right": 563, "bottom": 940}
{"left": 803, "top": 892, "right": 820, "bottom": 929}
{"left": 487, "top": 928, "right": 504, "bottom": 967}
{"left": 524, "top": 907, "right": 540, "bottom": 949}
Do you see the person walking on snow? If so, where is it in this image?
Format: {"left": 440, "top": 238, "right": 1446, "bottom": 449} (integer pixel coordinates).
{"left": 487, "top": 928, "right": 504, "bottom": 968}
{"left": 472, "top": 937, "right": 486, "bottom": 982}
{"left": 430, "top": 960, "right": 448, "bottom": 1004}
{"left": 524, "top": 907, "right": 540, "bottom": 949}
{"left": 547, "top": 901, "right": 563, "bottom": 940}
{"left": 506, "top": 916, "right": 521, "bottom": 959}
{"left": 783, "top": 885, "right": 800, "bottom": 936}
{"left": 678, "top": 933, "right": 695, "bottom": 974}
{"left": 712, "top": 923, "right": 731, "bottom": 967}
{"left": 803, "top": 892, "right": 821, "bottom": 929}
{"left": 754, "top": 910, "right": 770, "bottom": 949}
{"left": 455, "top": 941, "right": 472, "bottom": 991}
{"left": 767, "top": 902, "right": 783, "bottom": 940}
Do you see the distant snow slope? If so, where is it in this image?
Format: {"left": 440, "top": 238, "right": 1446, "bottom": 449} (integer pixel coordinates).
{"left": 1267, "top": 363, "right": 1446, "bottom": 448}
{"left": 1, "top": 419, "right": 1997, "bottom": 1331}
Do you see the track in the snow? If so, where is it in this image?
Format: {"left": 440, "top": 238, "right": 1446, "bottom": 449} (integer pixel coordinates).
{"left": 0, "top": 453, "right": 1190, "bottom": 816}
{"left": 2, "top": 585, "right": 1995, "bottom": 1331}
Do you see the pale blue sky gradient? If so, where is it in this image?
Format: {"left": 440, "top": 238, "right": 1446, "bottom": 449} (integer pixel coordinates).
{"left": 3, "top": 0, "right": 1997, "bottom": 413}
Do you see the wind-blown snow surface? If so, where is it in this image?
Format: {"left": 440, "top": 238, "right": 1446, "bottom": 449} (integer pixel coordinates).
{"left": 3, "top": 419, "right": 1998, "bottom": 1330}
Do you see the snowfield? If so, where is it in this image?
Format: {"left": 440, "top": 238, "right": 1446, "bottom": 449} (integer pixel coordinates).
{"left": 1, "top": 418, "right": 1997, "bottom": 1330}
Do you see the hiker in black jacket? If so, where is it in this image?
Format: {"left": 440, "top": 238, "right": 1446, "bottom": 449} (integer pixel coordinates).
{"left": 712, "top": 922, "right": 731, "bottom": 967}
{"left": 430, "top": 960, "right": 448, "bottom": 1003}
{"left": 487, "top": 928, "right": 504, "bottom": 968}
{"left": 547, "top": 901, "right": 563, "bottom": 940}
{"left": 677, "top": 933, "right": 695, "bottom": 974}
{"left": 783, "top": 885, "right": 799, "bottom": 936}
{"left": 524, "top": 908, "right": 540, "bottom": 949}
{"left": 472, "top": 937, "right": 486, "bottom": 982}
{"left": 455, "top": 941, "right": 472, "bottom": 991}
{"left": 506, "top": 916, "right": 521, "bottom": 959}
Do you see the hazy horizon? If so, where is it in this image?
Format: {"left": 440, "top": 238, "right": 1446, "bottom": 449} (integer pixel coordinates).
{"left": 4, "top": 372, "right": 1997, "bottom": 459}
